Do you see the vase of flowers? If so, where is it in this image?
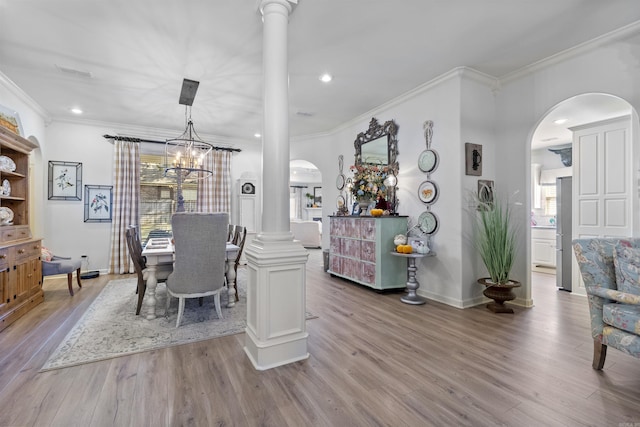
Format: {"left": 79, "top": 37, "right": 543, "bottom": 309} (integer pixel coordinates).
{"left": 350, "top": 164, "right": 389, "bottom": 215}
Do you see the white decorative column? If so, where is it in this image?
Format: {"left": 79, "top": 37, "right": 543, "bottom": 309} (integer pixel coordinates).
{"left": 244, "top": 0, "right": 309, "bottom": 370}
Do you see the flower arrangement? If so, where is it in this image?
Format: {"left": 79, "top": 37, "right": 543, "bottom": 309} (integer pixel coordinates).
{"left": 349, "top": 164, "right": 389, "bottom": 201}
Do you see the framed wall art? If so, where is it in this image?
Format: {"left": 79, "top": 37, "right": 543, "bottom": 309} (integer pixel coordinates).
{"left": 477, "top": 179, "right": 495, "bottom": 209}
{"left": 48, "top": 161, "right": 82, "bottom": 200}
{"left": 465, "top": 143, "right": 482, "bottom": 176}
{"left": 84, "top": 185, "right": 113, "bottom": 222}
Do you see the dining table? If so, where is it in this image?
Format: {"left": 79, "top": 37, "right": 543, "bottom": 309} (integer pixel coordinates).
{"left": 141, "top": 238, "right": 240, "bottom": 320}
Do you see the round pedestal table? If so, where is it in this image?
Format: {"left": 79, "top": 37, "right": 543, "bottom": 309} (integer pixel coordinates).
{"left": 390, "top": 251, "right": 435, "bottom": 305}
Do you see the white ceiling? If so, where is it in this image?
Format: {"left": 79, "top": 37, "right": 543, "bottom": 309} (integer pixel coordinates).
{"left": 1, "top": 1, "right": 639, "bottom": 144}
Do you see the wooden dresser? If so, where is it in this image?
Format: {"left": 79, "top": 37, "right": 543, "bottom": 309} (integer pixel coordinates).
{"left": 328, "top": 216, "right": 407, "bottom": 290}
{"left": 0, "top": 127, "right": 42, "bottom": 332}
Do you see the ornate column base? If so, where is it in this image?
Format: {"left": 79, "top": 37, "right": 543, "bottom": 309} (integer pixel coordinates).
{"left": 244, "top": 235, "right": 309, "bottom": 370}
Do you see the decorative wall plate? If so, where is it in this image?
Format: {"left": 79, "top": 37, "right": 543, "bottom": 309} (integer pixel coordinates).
{"left": 418, "top": 211, "right": 439, "bottom": 235}
{"left": 418, "top": 180, "right": 438, "bottom": 205}
{"left": 0, "top": 156, "right": 16, "bottom": 172}
{"left": 0, "top": 206, "right": 14, "bottom": 225}
{"left": 336, "top": 174, "right": 345, "bottom": 190}
{"left": 418, "top": 149, "right": 438, "bottom": 173}
{"left": 2, "top": 179, "right": 10, "bottom": 196}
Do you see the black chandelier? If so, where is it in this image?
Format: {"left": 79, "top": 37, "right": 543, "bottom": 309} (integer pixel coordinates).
{"left": 164, "top": 79, "right": 213, "bottom": 212}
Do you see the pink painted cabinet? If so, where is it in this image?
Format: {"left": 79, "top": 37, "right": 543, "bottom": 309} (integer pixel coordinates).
{"left": 327, "top": 216, "right": 407, "bottom": 290}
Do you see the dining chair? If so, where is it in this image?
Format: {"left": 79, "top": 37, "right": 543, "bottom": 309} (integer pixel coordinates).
{"left": 165, "top": 212, "right": 229, "bottom": 327}
{"left": 228, "top": 224, "right": 235, "bottom": 242}
{"left": 125, "top": 226, "right": 147, "bottom": 314}
{"left": 125, "top": 225, "right": 170, "bottom": 315}
{"left": 231, "top": 225, "right": 247, "bottom": 302}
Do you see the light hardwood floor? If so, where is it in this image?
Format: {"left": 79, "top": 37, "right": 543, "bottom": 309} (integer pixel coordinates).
{"left": 0, "top": 250, "right": 639, "bottom": 426}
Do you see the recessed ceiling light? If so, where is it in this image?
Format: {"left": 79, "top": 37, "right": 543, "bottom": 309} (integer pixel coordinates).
{"left": 553, "top": 118, "right": 568, "bottom": 125}
{"left": 254, "top": 133, "right": 261, "bottom": 138}
{"left": 71, "top": 108, "right": 83, "bottom": 114}
{"left": 319, "top": 73, "right": 332, "bottom": 83}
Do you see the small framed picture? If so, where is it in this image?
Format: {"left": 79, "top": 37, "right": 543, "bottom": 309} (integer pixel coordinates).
{"left": 351, "top": 201, "right": 361, "bottom": 216}
{"left": 408, "top": 236, "right": 430, "bottom": 254}
{"left": 84, "top": 185, "right": 113, "bottom": 222}
{"left": 465, "top": 143, "right": 482, "bottom": 176}
{"left": 48, "top": 161, "right": 82, "bottom": 200}
{"left": 477, "top": 179, "right": 494, "bottom": 210}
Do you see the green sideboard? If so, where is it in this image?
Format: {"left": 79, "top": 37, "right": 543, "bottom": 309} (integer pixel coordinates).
{"left": 328, "top": 216, "right": 407, "bottom": 290}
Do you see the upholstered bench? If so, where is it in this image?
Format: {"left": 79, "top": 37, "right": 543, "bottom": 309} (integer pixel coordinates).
{"left": 41, "top": 248, "right": 83, "bottom": 296}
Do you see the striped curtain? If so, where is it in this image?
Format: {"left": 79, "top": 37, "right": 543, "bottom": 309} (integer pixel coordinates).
{"left": 108, "top": 141, "right": 140, "bottom": 274}
{"left": 196, "top": 150, "right": 231, "bottom": 213}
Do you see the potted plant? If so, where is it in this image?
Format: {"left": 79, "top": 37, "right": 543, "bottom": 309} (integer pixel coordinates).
{"left": 474, "top": 194, "right": 520, "bottom": 313}
{"left": 305, "top": 193, "right": 314, "bottom": 207}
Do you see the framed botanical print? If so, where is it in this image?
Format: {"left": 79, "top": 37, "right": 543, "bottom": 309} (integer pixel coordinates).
{"left": 84, "top": 185, "right": 113, "bottom": 222}
{"left": 48, "top": 161, "right": 82, "bottom": 200}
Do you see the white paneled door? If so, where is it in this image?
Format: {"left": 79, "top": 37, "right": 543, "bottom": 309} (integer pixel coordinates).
{"left": 572, "top": 116, "right": 632, "bottom": 295}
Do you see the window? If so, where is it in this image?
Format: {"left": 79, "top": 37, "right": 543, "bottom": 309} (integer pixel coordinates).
{"left": 139, "top": 154, "right": 197, "bottom": 241}
{"left": 543, "top": 184, "right": 557, "bottom": 216}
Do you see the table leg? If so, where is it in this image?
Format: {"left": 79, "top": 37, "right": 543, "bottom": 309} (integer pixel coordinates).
{"left": 226, "top": 257, "right": 236, "bottom": 307}
{"left": 145, "top": 265, "right": 158, "bottom": 319}
{"left": 401, "top": 257, "right": 427, "bottom": 305}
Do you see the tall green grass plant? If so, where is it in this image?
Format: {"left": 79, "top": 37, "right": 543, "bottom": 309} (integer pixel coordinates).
{"left": 475, "top": 196, "right": 518, "bottom": 284}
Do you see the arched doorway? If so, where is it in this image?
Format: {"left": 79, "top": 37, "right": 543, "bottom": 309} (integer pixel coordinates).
{"left": 529, "top": 93, "right": 635, "bottom": 302}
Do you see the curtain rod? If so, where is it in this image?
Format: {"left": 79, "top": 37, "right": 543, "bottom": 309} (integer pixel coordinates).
{"left": 102, "top": 134, "right": 241, "bottom": 153}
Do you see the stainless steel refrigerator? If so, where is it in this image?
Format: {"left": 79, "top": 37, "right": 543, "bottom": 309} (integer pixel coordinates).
{"left": 556, "top": 176, "right": 572, "bottom": 292}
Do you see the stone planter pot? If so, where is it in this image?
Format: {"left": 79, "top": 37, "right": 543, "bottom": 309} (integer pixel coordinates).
{"left": 477, "top": 278, "right": 521, "bottom": 313}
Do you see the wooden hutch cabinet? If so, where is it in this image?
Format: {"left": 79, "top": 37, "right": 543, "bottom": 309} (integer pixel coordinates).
{"left": 328, "top": 216, "right": 407, "bottom": 290}
{"left": 0, "top": 127, "right": 42, "bottom": 332}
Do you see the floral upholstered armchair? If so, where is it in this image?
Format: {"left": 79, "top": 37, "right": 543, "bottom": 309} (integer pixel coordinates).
{"left": 573, "top": 238, "right": 640, "bottom": 370}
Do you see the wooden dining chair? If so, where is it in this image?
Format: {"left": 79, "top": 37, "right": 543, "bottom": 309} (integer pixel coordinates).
{"left": 231, "top": 225, "right": 247, "bottom": 302}
{"left": 125, "top": 226, "right": 148, "bottom": 315}
{"left": 126, "top": 225, "right": 170, "bottom": 315}
{"left": 228, "top": 224, "right": 235, "bottom": 242}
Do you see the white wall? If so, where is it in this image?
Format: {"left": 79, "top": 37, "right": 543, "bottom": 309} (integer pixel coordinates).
{"left": 495, "top": 31, "right": 640, "bottom": 305}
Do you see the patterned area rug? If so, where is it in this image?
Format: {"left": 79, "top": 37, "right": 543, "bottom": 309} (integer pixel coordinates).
{"left": 42, "top": 273, "right": 312, "bottom": 371}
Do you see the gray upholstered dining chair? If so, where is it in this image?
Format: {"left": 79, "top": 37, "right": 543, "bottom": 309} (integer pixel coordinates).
{"left": 165, "top": 212, "right": 229, "bottom": 327}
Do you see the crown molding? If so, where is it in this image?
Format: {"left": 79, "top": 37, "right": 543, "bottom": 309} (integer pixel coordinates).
{"left": 314, "top": 66, "right": 498, "bottom": 140}
{"left": 0, "top": 70, "right": 51, "bottom": 123}
{"left": 500, "top": 20, "right": 640, "bottom": 84}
